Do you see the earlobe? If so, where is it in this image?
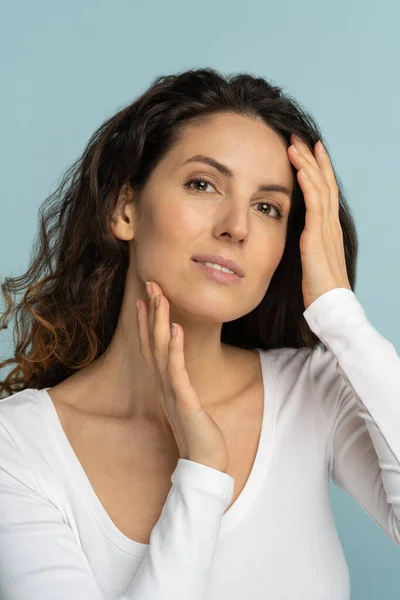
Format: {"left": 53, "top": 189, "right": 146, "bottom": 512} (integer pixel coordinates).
{"left": 110, "top": 211, "right": 135, "bottom": 241}
{"left": 110, "top": 184, "right": 136, "bottom": 240}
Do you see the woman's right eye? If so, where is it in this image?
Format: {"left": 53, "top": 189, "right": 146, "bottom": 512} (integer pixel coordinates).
{"left": 184, "top": 177, "right": 217, "bottom": 193}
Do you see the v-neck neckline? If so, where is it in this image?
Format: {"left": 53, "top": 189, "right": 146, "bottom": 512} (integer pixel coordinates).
{"left": 35, "top": 348, "right": 276, "bottom": 557}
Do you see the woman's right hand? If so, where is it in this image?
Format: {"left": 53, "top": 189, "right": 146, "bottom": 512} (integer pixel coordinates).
{"left": 136, "top": 281, "right": 230, "bottom": 474}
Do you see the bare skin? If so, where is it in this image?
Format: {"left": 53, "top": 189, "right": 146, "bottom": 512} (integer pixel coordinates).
{"left": 46, "top": 111, "right": 294, "bottom": 543}
{"left": 49, "top": 346, "right": 264, "bottom": 543}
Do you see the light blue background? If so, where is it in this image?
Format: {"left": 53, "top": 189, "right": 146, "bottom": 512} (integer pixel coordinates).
{"left": 1, "top": 1, "right": 399, "bottom": 597}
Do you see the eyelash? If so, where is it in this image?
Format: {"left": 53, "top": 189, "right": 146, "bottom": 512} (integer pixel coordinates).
{"left": 184, "top": 176, "right": 284, "bottom": 221}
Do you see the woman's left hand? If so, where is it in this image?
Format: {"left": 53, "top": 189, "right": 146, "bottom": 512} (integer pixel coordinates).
{"left": 287, "top": 133, "right": 352, "bottom": 311}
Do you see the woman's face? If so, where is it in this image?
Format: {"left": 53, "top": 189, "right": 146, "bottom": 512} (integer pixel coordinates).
{"left": 128, "top": 111, "right": 294, "bottom": 324}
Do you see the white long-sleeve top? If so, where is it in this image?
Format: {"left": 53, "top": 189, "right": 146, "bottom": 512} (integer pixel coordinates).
{"left": 0, "top": 287, "right": 399, "bottom": 600}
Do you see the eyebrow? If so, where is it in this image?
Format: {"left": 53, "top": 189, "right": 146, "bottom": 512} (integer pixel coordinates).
{"left": 181, "top": 154, "right": 292, "bottom": 200}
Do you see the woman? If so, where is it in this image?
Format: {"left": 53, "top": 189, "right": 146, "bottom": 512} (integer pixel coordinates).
{"left": 0, "top": 67, "right": 399, "bottom": 600}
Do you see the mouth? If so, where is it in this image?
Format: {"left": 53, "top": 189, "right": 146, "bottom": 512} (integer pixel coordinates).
{"left": 191, "top": 259, "right": 243, "bottom": 285}
{"left": 191, "top": 254, "right": 245, "bottom": 277}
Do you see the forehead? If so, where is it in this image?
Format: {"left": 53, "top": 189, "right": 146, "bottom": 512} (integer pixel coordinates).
{"left": 167, "top": 112, "right": 293, "bottom": 187}
{"left": 176, "top": 112, "right": 287, "bottom": 152}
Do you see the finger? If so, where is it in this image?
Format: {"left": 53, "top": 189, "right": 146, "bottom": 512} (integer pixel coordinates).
{"left": 148, "top": 288, "right": 182, "bottom": 409}
{"left": 292, "top": 135, "right": 338, "bottom": 200}
{"left": 143, "top": 284, "right": 203, "bottom": 416}
{"left": 166, "top": 324, "right": 203, "bottom": 413}
{"left": 289, "top": 147, "right": 331, "bottom": 199}
{"left": 313, "top": 141, "right": 340, "bottom": 219}
{"left": 153, "top": 294, "right": 172, "bottom": 377}
{"left": 136, "top": 298, "right": 154, "bottom": 368}
{"left": 314, "top": 141, "right": 338, "bottom": 191}
{"left": 291, "top": 135, "right": 340, "bottom": 216}
{"left": 147, "top": 281, "right": 173, "bottom": 371}
{"left": 296, "top": 170, "right": 327, "bottom": 235}
{"left": 149, "top": 293, "right": 202, "bottom": 412}
{"left": 290, "top": 133, "right": 319, "bottom": 168}
{"left": 145, "top": 296, "right": 204, "bottom": 423}
{"left": 148, "top": 292, "right": 156, "bottom": 354}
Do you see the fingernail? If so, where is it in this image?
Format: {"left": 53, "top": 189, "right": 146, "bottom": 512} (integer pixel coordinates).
{"left": 318, "top": 140, "right": 326, "bottom": 153}
{"left": 145, "top": 282, "right": 152, "bottom": 297}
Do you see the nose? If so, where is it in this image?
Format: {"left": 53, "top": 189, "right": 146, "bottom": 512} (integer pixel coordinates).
{"left": 215, "top": 202, "right": 249, "bottom": 242}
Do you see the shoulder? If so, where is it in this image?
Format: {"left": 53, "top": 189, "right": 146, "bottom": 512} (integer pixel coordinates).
{"left": 265, "top": 344, "right": 346, "bottom": 425}
{"left": 0, "top": 387, "right": 54, "bottom": 472}
{"left": 0, "top": 387, "right": 44, "bottom": 433}
{"left": 258, "top": 344, "right": 339, "bottom": 382}
{"left": 0, "top": 389, "right": 50, "bottom": 494}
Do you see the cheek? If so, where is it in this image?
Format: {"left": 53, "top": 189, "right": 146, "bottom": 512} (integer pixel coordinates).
{"left": 257, "top": 237, "right": 287, "bottom": 282}
{"left": 155, "top": 204, "right": 201, "bottom": 243}
{"left": 137, "top": 207, "right": 194, "bottom": 271}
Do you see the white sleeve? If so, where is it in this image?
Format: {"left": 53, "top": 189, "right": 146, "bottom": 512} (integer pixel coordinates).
{"left": 303, "top": 287, "right": 400, "bottom": 546}
{"left": 0, "top": 420, "right": 235, "bottom": 600}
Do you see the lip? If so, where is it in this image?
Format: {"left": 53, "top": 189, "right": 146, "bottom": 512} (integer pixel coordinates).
{"left": 192, "top": 260, "right": 242, "bottom": 284}
{"left": 191, "top": 254, "right": 245, "bottom": 277}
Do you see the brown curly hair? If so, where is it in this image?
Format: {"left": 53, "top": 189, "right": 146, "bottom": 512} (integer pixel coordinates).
{"left": 0, "top": 67, "right": 358, "bottom": 399}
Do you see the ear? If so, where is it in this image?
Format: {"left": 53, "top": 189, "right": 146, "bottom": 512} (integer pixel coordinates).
{"left": 110, "top": 182, "right": 136, "bottom": 241}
